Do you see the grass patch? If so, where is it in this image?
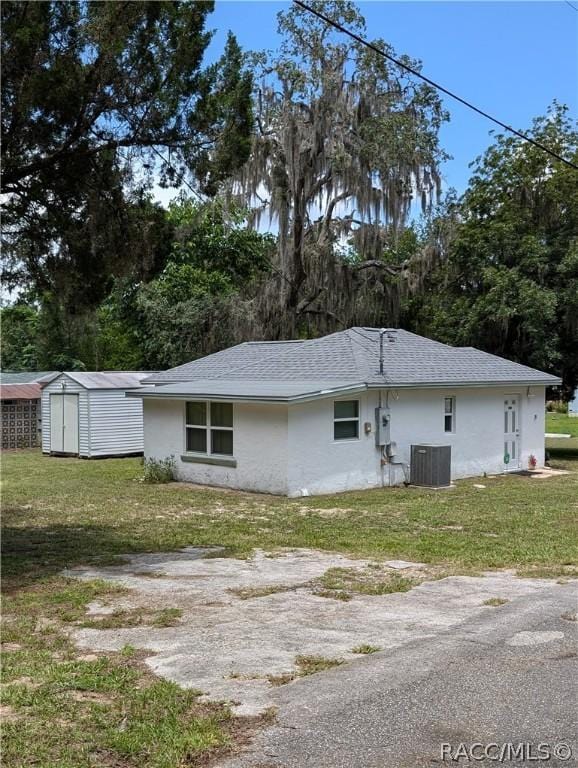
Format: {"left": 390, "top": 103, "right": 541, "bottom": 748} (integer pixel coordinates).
{"left": 314, "top": 588, "right": 352, "bottom": 601}
{"left": 152, "top": 607, "right": 183, "bottom": 627}
{"left": 80, "top": 607, "right": 183, "bottom": 630}
{"left": 351, "top": 644, "right": 381, "bottom": 654}
{"left": 546, "top": 413, "right": 578, "bottom": 438}
{"left": 0, "top": 579, "right": 235, "bottom": 768}
{"left": 267, "top": 655, "right": 343, "bottom": 686}
{"left": 228, "top": 584, "right": 295, "bottom": 600}
{"left": 3, "top": 451, "right": 578, "bottom": 583}
{"left": 267, "top": 672, "right": 296, "bottom": 687}
{"left": 482, "top": 597, "right": 509, "bottom": 607}
{"left": 515, "top": 565, "right": 578, "bottom": 579}
{"left": 296, "top": 654, "right": 343, "bottom": 675}
{"left": 226, "top": 671, "right": 263, "bottom": 681}
{"left": 317, "top": 567, "right": 417, "bottom": 597}
{"left": 545, "top": 415, "right": 578, "bottom": 460}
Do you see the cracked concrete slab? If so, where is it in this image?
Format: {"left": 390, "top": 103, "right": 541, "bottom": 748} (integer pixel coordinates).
{"left": 65, "top": 548, "right": 569, "bottom": 716}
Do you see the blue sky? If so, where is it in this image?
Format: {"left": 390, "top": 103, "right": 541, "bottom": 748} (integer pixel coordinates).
{"left": 204, "top": 0, "right": 578, "bottom": 196}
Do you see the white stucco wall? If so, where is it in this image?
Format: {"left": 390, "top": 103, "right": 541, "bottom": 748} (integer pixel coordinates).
{"left": 287, "top": 385, "right": 546, "bottom": 495}
{"left": 143, "top": 398, "right": 289, "bottom": 494}
{"left": 142, "top": 386, "right": 546, "bottom": 496}
{"left": 383, "top": 386, "right": 546, "bottom": 486}
{"left": 287, "top": 392, "right": 382, "bottom": 496}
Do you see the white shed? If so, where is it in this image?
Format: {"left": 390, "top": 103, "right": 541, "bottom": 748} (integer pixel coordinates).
{"left": 41, "top": 372, "right": 151, "bottom": 458}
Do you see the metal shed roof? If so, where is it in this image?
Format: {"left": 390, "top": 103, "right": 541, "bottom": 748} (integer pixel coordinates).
{"left": 0, "top": 383, "right": 42, "bottom": 400}
{"left": 0, "top": 371, "right": 59, "bottom": 385}
{"left": 59, "top": 372, "right": 156, "bottom": 390}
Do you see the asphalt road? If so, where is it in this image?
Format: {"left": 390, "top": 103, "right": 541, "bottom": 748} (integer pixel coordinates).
{"left": 222, "top": 584, "right": 578, "bottom": 768}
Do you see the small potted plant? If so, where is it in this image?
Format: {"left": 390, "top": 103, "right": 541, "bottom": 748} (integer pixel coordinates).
{"left": 528, "top": 454, "right": 537, "bottom": 470}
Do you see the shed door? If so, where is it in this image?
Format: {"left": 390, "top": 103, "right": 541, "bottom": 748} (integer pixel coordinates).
{"left": 504, "top": 396, "right": 520, "bottom": 470}
{"left": 50, "top": 394, "right": 79, "bottom": 454}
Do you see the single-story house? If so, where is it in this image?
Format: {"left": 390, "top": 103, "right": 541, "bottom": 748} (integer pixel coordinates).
{"left": 130, "top": 328, "right": 560, "bottom": 496}
{"left": 0, "top": 372, "right": 59, "bottom": 449}
{"left": 42, "top": 372, "right": 153, "bottom": 458}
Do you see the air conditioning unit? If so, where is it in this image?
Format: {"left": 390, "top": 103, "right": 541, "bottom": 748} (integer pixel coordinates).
{"left": 410, "top": 444, "right": 451, "bottom": 488}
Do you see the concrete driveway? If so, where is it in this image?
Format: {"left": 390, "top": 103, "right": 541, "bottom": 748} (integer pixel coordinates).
{"left": 66, "top": 547, "right": 577, "bottom": 753}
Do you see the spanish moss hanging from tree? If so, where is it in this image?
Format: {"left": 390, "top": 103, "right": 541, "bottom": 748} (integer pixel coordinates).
{"left": 232, "top": 0, "right": 449, "bottom": 337}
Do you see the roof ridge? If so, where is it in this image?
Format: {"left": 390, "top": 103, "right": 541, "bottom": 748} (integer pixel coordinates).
{"left": 345, "top": 329, "right": 378, "bottom": 381}
{"left": 244, "top": 339, "right": 304, "bottom": 345}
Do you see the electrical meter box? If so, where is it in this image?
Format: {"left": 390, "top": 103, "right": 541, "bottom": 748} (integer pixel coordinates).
{"left": 375, "top": 407, "right": 390, "bottom": 447}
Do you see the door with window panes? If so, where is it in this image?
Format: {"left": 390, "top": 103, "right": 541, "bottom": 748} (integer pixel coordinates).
{"left": 503, "top": 396, "right": 520, "bottom": 470}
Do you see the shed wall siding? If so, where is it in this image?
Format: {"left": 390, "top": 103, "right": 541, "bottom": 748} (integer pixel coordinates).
{"left": 41, "top": 375, "right": 89, "bottom": 455}
{"left": 87, "top": 391, "right": 144, "bottom": 456}
{"left": 143, "top": 398, "right": 289, "bottom": 494}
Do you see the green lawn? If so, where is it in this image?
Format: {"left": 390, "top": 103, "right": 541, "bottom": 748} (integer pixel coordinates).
{"left": 2, "top": 449, "right": 578, "bottom": 767}
{"left": 547, "top": 412, "right": 578, "bottom": 437}
{"left": 546, "top": 413, "right": 578, "bottom": 456}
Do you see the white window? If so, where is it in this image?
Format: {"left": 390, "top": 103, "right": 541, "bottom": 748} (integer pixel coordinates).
{"left": 185, "top": 401, "right": 233, "bottom": 456}
{"left": 334, "top": 399, "right": 360, "bottom": 441}
{"left": 444, "top": 397, "right": 456, "bottom": 433}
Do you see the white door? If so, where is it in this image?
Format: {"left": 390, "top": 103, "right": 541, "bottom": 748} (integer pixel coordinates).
{"left": 504, "top": 396, "right": 520, "bottom": 470}
{"left": 50, "top": 394, "right": 79, "bottom": 454}
{"left": 50, "top": 394, "right": 64, "bottom": 452}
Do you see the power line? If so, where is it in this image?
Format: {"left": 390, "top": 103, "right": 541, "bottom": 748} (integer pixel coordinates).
{"left": 565, "top": 1, "right": 578, "bottom": 12}
{"left": 147, "top": 143, "right": 204, "bottom": 202}
{"left": 293, "top": 0, "right": 578, "bottom": 171}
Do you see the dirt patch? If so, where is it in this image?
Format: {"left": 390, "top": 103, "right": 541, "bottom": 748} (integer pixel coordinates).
{"left": 1, "top": 676, "right": 40, "bottom": 689}
{"left": 1, "top": 642, "right": 22, "bottom": 652}
{"left": 0, "top": 705, "right": 21, "bottom": 722}
{"left": 71, "top": 690, "right": 115, "bottom": 704}
{"left": 298, "top": 506, "right": 354, "bottom": 518}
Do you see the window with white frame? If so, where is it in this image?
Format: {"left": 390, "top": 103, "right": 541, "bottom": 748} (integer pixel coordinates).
{"left": 333, "top": 399, "right": 360, "bottom": 440}
{"left": 185, "top": 401, "right": 233, "bottom": 456}
{"left": 444, "top": 397, "right": 456, "bottom": 433}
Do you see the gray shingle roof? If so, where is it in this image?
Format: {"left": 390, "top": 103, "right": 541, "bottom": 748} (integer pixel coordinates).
{"left": 143, "top": 328, "right": 560, "bottom": 391}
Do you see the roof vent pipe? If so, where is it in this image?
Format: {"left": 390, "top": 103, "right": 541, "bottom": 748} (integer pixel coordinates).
{"left": 379, "top": 328, "right": 386, "bottom": 376}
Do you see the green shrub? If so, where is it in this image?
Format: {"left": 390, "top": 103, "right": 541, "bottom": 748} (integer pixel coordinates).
{"left": 142, "top": 456, "right": 176, "bottom": 484}
{"left": 546, "top": 401, "right": 568, "bottom": 414}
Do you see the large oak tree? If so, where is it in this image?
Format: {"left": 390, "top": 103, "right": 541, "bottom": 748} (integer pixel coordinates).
{"left": 234, "top": 1, "right": 447, "bottom": 335}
